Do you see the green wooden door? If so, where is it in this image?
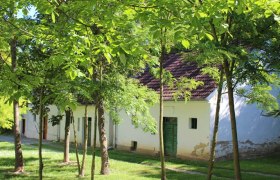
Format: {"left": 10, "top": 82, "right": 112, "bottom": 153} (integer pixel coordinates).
{"left": 163, "top": 117, "right": 177, "bottom": 156}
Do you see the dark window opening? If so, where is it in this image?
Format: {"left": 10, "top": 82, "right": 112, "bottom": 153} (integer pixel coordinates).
{"left": 22, "top": 119, "right": 26, "bottom": 135}
{"left": 190, "top": 118, "right": 197, "bottom": 129}
{"left": 131, "top": 141, "right": 137, "bottom": 151}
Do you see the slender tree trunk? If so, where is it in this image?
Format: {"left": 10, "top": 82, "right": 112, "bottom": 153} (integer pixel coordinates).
{"left": 10, "top": 38, "right": 24, "bottom": 173}
{"left": 207, "top": 69, "right": 224, "bottom": 180}
{"left": 71, "top": 110, "right": 80, "bottom": 174}
{"left": 159, "top": 45, "right": 166, "bottom": 180}
{"left": 63, "top": 109, "right": 71, "bottom": 163}
{"left": 98, "top": 100, "right": 110, "bottom": 175}
{"left": 91, "top": 106, "right": 98, "bottom": 180}
{"left": 39, "top": 90, "right": 44, "bottom": 180}
{"left": 224, "top": 60, "right": 241, "bottom": 180}
{"left": 80, "top": 105, "right": 88, "bottom": 177}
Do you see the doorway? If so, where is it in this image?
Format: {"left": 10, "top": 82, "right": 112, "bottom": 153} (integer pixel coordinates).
{"left": 163, "top": 117, "right": 177, "bottom": 156}
{"left": 82, "top": 117, "right": 92, "bottom": 146}
{"left": 88, "top": 117, "right": 92, "bottom": 146}
{"left": 43, "top": 116, "right": 48, "bottom": 140}
{"left": 22, "top": 119, "right": 26, "bottom": 135}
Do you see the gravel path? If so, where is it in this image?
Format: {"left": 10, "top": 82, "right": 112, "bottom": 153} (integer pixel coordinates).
{"left": 0, "top": 134, "right": 51, "bottom": 145}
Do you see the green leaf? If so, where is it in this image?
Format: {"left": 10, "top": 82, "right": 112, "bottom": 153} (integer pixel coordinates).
{"left": 104, "top": 52, "right": 112, "bottom": 63}
{"left": 198, "top": 12, "right": 208, "bottom": 18}
{"left": 51, "top": 12, "right": 56, "bottom": 23}
{"left": 205, "top": 33, "right": 214, "bottom": 41}
{"left": 181, "top": 39, "right": 190, "bottom": 49}
{"left": 119, "top": 53, "right": 126, "bottom": 65}
{"left": 88, "top": 67, "right": 93, "bottom": 76}
{"left": 264, "top": 10, "right": 273, "bottom": 18}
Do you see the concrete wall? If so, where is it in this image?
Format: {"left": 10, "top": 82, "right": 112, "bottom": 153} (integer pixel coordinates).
{"left": 209, "top": 88, "right": 280, "bottom": 158}
{"left": 117, "top": 101, "right": 211, "bottom": 159}
{"left": 23, "top": 105, "right": 112, "bottom": 147}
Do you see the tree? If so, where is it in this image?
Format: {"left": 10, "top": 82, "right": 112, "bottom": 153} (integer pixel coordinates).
{"left": 0, "top": 1, "right": 31, "bottom": 173}
{"left": 80, "top": 104, "right": 88, "bottom": 176}
{"left": 179, "top": 1, "right": 280, "bottom": 179}
{"left": 207, "top": 70, "right": 224, "bottom": 179}
{"left": 71, "top": 110, "right": 81, "bottom": 174}
{"left": 10, "top": 37, "right": 24, "bottom": 173}
{"left": 40, "top": 1, "right": 161, "bottom": 176}
{"left": 91, "top": 106, "right": 98, "bottom": 180}
{"left": 63, "top": 108, "right": 71, "bottom": 163}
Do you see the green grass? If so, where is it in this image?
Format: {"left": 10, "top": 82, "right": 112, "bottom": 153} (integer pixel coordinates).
{"left": 0, "top": 141, "right": 279, "bottom": 179}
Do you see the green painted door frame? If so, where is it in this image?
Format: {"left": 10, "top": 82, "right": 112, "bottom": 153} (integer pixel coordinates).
{"left": 163, "top": 117, "right": 177, "bottom": 156}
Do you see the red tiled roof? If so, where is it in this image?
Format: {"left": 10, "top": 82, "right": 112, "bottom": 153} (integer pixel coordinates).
{"left": 138, "top": 53, "right": 217, "bottom": 100}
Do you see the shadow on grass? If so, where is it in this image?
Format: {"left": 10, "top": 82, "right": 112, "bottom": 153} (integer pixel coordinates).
{"left": 0, "top": 157, "right": 39, "bottom": 180}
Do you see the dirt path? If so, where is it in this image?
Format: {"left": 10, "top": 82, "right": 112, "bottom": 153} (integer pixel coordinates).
{"left": 0, "top": 134, "right": 51, "bottom": 145}
{"left": 141, "top": 161, "right": 280, "bottom": 179}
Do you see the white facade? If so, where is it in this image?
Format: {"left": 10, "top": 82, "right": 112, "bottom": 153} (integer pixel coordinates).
{"left": 117, "top": 101, "right": 211, "bottom": 159}
{"left": 208, "top": 89, "right": 280, "bottom": 158}
{"left": 22, "top": 105, "right": 112, "bottom": 147}
{"left": 21, "top": 90, "right": 280, "bottom": 160}
{"left": 22, "top": 105, "right": 61, "bottom": 140}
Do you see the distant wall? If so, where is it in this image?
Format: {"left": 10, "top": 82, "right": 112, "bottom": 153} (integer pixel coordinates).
{"left": 23, "top": 105, "right": 60, "bottom": 141}
{"left": 23, "top": 105, "right": 112, "bottom": 147}
{"left": 209, "top": 88, "right": 280, "bottom": 159}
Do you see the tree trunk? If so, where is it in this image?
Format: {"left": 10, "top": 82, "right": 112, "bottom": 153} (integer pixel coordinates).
{"left": 224, "top": 60, "right": 241, "bottom": 180}
{"left": 13, "top": 100, "right": 24, "bottom": 172}
{"left": 91, "top": 106, "right": 98, "bottom": 180}
{"left": 98, "top": 100, "right": 110, "bottom": 175}
{"left": 63, "top": 109, "right": 71, "bottom": 163}
{"left": 207, "top": 69, "right": 224, "bottom": 180}
{"left": 39, "top": 90, "right": 44, "bottom": 180}
{"left": 10, "top": 38, "right": 24, "bottom": 173}
{"left": 80, "top": 105, "right": 88, "bottom": 177}
{"left": 71, "top": 110, "right": 80, "bottom": 174}
{"left": 159, "top": 45, "right": 166, "bottom": 180}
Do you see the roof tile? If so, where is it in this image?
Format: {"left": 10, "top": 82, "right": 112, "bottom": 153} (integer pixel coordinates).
{"left": 138, "top": 53, "right": 216, "bottom": 100}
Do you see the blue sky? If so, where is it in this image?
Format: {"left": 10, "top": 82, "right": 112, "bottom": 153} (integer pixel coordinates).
{"left": 17, "top": 6, "right": 37, "bottom": 19}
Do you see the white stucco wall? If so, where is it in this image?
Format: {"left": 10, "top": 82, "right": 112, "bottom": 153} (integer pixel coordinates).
{"left": 23, "top": 104, "right": 111, "bottom": 147}
{"left": 209, "top": 88, "right": 280, "bottom": 158}
{"left": 117, "top": 101, "right": 211, "bottom": 159}
{"left": 59, "top": 105, "right": 111, "bottom": 146}
{"left": 23, "top": 105, "right": 60, "bottom": 141}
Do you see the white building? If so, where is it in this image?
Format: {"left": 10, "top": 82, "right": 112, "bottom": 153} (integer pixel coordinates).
{"left": 21, "top": 53, "right": 280, "bottom": 160}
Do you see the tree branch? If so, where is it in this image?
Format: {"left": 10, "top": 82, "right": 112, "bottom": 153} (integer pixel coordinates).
{"left": 1, "top": 17, "right": 35, "bottom": 38}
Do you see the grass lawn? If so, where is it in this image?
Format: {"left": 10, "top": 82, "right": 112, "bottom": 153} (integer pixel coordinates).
{"left": 0, "top": 141, "right": 279, "bottom": 179}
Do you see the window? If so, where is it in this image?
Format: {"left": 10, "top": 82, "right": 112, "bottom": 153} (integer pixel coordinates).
{"left": 131, "top": 141, "right": 137, "bottom": 151}
{"left": 190, "top": 118, "right": 197, "bottom": 129}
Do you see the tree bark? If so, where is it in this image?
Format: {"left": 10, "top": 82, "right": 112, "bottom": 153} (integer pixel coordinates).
{"left": 224, "top": 60, "right": 241, "bottom": 180}
{"left": 207, "top": 69, "right": 224, "bottom": 180}
{"left": 10, "top": 38, "right": 24, "bottom": 173}
{"left": 159, "top": 44, "right": 166, "bottom": 180}
{"left": 71, "top": 110, "right": 80, "bottom": 174}
{"left": 39, "top": 90, "right": 44, "bottom": 180}
{"left": 91, "top": 106, "right": 98, "bottom": 180}
{"left": 80, "top": 105, "right": 88, "bottom": 177}
{"left": 13, "top": 100, "right": 24, "bottom": 172}
{"left": 98, "top": 100, "right": 110, "bottom": 175}
{"left": 63, "top": 109, "right": 71, "bottom": 163}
